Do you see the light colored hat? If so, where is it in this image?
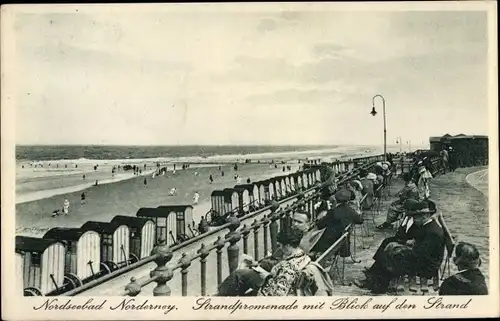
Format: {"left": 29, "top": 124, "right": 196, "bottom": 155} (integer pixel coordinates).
{"left": 367, "top": 173, "right": 377, "bottom": 181}
{"left": 376, "top": 162, "right": 383, "bottom": 168}
{"left": 351, "top": 180, "right": 363, "bottom": 191}
{"left": 418, "top": 166, "right": 426, "bottom": 174}
{"left": 382, "top": 161, "right": 391, "bottom": 167}
{"left": 382, "top": 164, "right": 389, "bottom": 171}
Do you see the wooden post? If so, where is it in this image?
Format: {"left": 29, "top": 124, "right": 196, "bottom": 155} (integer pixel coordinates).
{"left": 241, "top": 224, "right": 251, "bottom": 254}
{"left": 269, "top": 204, "right": 281, "bottom": 254}
{"left": 252, "top": 219, "right": 260, "bottom": 260}
{"left": 225, "top": 216, "right": 241, "bottom": 273}
{"left": 124, "top": 277, "right": 141, "bottom": 296}
{"left": 179, "top": 252, "right": 191, "bottom": 296}
{"left": 149, "top": 241, "right": 173, "bottom": 296}
{"left": 213, "top": 236, "right": 225, "bottom": 286}
{"left": 262, "top": 215, "right": 270, "bottom": 256}
{"left": 197, "top": 244, "right": 209, "bottom": 296}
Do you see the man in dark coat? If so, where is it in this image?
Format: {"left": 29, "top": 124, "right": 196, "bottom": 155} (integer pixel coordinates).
{"left": 355, "top": 199, "right": 444, "bottom": 293}
{"left": 439, "top": 242, "right": 488, "bottom": 295}
{"left": 309, "top": 189, "right": 364, "bottom": 256}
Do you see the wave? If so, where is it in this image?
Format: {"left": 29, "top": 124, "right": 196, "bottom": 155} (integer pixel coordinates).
{"left": 16, "top": 146, "right": 372, "bottom": 165}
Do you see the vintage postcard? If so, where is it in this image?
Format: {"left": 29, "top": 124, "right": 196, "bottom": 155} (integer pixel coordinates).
{"left": 1, "top": 1, "right": 498, "bottom": 320}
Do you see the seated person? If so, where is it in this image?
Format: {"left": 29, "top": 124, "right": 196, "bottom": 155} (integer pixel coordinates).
{"left": 309, "top": 189, "right": 364, "bottom": 257}
{"left": 355, "top": 199, "right": 444, "bottom": 294}
{"left": 257, "top": 226, "right": 312, "bottom": 296}
{"left": 376, "top": 173, "right": 420, "bottom": 229}
{"left": 439, "top": 242, "right": 488, "bottom": 295}
{"left": 347, "top": 180, "right": 364, "bottom": 215}
{"left": 361, "top": 199, "right": 421, "bottom": 279}
{"left": 359, "top": 171, "right": 375, "bottom": 210}
{"left": 314, "top": 185, "right": 336, "bottom": 214}
{"left": 217, "top": 211, "right": 333, "bottom": 296}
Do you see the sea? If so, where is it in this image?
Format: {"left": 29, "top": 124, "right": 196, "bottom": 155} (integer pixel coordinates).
{"left": 15, "top": 144, "right": 379, "bottom": 204}
{"left": 16, "top": 145, "right": 344, "bottom": 162}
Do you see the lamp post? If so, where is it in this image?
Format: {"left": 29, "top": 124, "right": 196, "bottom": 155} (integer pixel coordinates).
{"left": 406, "top": 140, "right": 412, "bottom": 153}
{"left": 396, "top": 136, "right": 403, "bottom": 153}
{"left": 370, "top": 94, "right": 387, "bottom": 161}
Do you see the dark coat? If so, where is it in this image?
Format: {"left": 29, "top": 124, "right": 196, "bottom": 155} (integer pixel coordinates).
{"left": 373, "top": 220, "right": 420, "bottom": 262}
{"left": 439, "top": 268, "right": 488, "bottom": 295}
{"left": 311, "top": 203, "right": 363, "bottom": 254}
{"left": 408, "top": 220, "right": 445, "bottom": 278}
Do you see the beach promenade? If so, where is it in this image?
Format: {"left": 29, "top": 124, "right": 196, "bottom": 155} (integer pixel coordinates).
{"left": 76, "top": 166, "right": 489, "bottom": 296}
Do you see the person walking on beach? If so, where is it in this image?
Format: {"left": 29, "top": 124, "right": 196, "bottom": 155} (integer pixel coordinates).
{"left": 83, "top": 174, "right": 86, "bottom": 180}
{"left": 81, "top": 192, "right": 86, "bottom": 205}
{"left": 63, "top": 199, "right": 70, "bottom": 216}
{"left": 209, "top": 174, "right": 214, "bottom": 184}
{"left": 144, "top": 177, "right": 147, "bottom": 186}
{"left": 169, "top": 187, "right": 177, "bottom": 196}
{"left": 193, "top": 191, "right": 200, "bottom": 205}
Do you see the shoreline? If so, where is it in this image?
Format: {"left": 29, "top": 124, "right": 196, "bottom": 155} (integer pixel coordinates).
{"left": 15, "top": 162, "right": 301, "bottom": 237}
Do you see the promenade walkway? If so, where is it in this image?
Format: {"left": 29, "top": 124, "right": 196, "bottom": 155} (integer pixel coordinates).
{"left": 334, "top": 167, "right": 489, "bottom": 295}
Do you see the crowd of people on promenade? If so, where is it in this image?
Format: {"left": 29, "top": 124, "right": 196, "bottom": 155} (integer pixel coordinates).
{"left": 216, "top": 154, "right": 488, "bottom": 296}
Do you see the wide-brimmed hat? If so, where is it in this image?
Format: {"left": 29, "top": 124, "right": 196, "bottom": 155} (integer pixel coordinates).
{"left": 382, "top": 164, "right": 389, "bottom": 171}
{"left": 351, "top": 179, "right": 363, "bottom": 191}
{"left": 367, "top": 173, "right": 378, "bottom": 181}
{"left": 404, "top": 199, "right": 436, "bottom": 216}
{"left": 418, "top": 166, "right": 426, "bottom": 174}
{"left": 375, "top": 162, "right": 383, "bottom": 168}
{"left": 335, "top": 188, "right": 351, "bottom": 202}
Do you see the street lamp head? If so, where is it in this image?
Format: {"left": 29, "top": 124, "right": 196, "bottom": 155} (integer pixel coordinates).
{"left": 370, "top": 106, "right": 377, "bottom": 116}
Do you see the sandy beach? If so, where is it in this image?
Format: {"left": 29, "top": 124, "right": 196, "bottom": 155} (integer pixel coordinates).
{"left": 15, "top": 162, "right": 301, "bottom": 237}
{"left": 15, "top": 145, "right": 407, "bottom": 237}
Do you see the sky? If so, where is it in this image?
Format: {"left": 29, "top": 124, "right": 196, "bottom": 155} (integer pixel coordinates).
{"left": 10, "top": 4, "right": 493, "bottom": 146}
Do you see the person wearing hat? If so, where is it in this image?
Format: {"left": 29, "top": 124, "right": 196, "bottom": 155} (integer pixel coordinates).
{"left": 309, "top": 188, "right": 364, "bottom": 256}
{"left": 347, "top": 180, "right": 364, "bottom": 215}
{"left": 355, "top": 199, "right": 444, "bottom": 294}
{"left": 217, "top": 212, "right": 334, "bottom": 296}
{"left": 359, "top": 172, "right": 375, "bottom": 210}
{"left": 439, "top": 242, "right": 488, "bottom": 295}
{"left": 417, "top": 165, "right": 433, "bottom": 199}
{"left": 376, "top": 172, "right": 420, "bottom": 229}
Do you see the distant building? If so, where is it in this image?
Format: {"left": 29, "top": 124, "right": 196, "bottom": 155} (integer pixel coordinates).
{"left": 429, "top": 133, "right": 488, "bottom": 167}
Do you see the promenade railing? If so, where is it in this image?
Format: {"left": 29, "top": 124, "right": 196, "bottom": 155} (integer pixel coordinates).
{"left": 58, "top": 152, "right": 432, "bottom": 296}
